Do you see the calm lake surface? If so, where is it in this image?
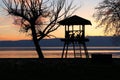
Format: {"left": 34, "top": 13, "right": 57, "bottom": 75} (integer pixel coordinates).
{"left": 0, "top": 46, "right": 120, "bottom": 58}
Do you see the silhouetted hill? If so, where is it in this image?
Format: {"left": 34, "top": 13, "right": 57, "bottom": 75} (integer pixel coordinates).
{"left": 0, "top": 36, "right": 120, "bottom": 47}
{"left": 0, "top": 40, "right": 34, "bottom": 47}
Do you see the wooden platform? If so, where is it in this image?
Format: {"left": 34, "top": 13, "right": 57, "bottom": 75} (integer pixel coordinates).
{"left": 60, "top": 38, "right": 89, "bottom": 42}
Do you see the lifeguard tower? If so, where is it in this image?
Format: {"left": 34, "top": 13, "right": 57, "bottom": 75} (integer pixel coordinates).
{"left": 58, "top": 15, "right": 92, "bottom": 58}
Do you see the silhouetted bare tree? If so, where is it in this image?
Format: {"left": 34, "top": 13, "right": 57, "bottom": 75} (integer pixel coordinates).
{"left": 93, "top": 0, "right": 120, "bottom": 36}
{"left": 2, "top": 0, "right": 77, "bottom": 58}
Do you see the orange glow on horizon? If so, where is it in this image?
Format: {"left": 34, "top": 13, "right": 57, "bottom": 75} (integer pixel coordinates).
{"left": 0, "top": 34, "right": 31, "bottom": 41}
{"left": 0, "top": 18, "right": 105, "bottom": 41}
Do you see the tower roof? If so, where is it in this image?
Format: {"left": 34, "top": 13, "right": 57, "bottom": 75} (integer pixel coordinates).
{"left": 58, "top": 15, "right": 92, "bottom": 25}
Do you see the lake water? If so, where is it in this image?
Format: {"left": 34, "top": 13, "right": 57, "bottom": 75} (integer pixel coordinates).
{"left": 0, "top": 46, "right": 120, "bottom": 58}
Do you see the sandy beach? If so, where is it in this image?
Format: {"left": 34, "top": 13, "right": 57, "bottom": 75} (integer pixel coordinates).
{"left": 0, "top": 58, "right": 117, "bottom": 80}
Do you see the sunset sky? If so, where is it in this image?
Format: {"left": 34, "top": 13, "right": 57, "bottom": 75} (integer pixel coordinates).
{"left": 0, "top": 0, "right": 104, "bottom": 41}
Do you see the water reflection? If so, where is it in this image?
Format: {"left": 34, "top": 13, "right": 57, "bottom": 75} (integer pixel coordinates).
{"left": 0, "top": 47, "right": 120, "bottom": 58}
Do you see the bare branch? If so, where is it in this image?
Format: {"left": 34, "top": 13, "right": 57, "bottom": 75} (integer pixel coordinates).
{"left": 93, "top": 0, "right": 120, "bottom": 36}
{"left": 2, "top": 0, "right": 78, "bottom": 41}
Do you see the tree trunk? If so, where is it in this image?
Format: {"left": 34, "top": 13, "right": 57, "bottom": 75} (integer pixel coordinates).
{"left": 33, "top": 39, "right": 44, "bottom": 58}
{"left": 31, "top": 24, "right": 44, "bottom": 59}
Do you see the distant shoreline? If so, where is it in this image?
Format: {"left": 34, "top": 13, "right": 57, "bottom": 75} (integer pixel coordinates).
{"left": 1, "top": 36, "right": 120, "bottom": 47}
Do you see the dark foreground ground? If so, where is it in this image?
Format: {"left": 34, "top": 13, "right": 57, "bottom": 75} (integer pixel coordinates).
{"left": 0, "top": 58, "right": 118, "bottom": 80}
